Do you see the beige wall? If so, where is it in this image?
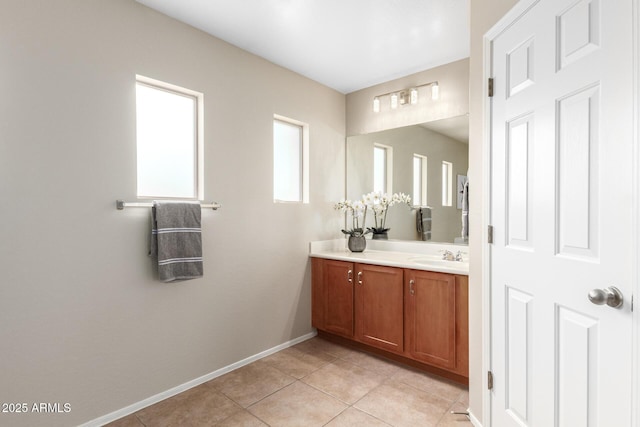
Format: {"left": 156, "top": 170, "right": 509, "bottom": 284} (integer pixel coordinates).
{"left": 468, "top": 0, "right": 519, "bottom": 423}
{"left": 0, "top": 1, "right": 345, "bottom": 426}
{"left": 346, "top": 59, "right": 469, "bottom": 137}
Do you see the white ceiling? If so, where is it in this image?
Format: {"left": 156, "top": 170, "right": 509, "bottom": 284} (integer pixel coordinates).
{"left": 135, "top": 0, "right": 470, "bottom": 94}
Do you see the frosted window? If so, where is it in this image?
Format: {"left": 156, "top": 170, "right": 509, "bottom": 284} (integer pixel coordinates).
{"left": 413, "top": 154, "right": 428, "bottom": 206}
{"left": 374, "top": 145, "right": 387, "bottom": 193}
{"left": 136, "top": 81, "right": 199, "bottom": 199}
{"left": 274, "top": 119, "right": 303, "bottom": 202}
{"left": 442, "top": 161, "right": 453, "bottom": 206}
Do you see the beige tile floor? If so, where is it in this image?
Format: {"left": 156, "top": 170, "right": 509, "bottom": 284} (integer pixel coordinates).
{"left": 106, "top": 337, "right": 471, "bottom": 427}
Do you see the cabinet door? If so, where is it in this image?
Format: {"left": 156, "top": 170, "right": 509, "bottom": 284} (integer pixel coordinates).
{"left": 311, "top": 258, "right": 324, "bottom": 330}
{"left": 405, "top": 269, "right": 456, "bottom": 370}
{"left": 455, "top": 275, "right": 469, "bottom": 377}
{"left": 354, "top": 263, "right": 404, "bottom": 353}
{"left": 323, "top": 259, "right": 355, "bottom": 338}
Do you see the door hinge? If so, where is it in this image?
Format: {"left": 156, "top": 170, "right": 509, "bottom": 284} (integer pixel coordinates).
{"left": 488, "top": 78, "right": 494, "bottom": 97}
{"left": 488, "top": 371, "right": 494, "bottom": 390}
{"left": 488, "top": 225, "right": 494, "bottom": 244}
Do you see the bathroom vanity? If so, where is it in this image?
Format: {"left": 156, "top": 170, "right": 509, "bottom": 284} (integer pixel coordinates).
{"left": 310, "top": 240, "right": 469, "bottom": 384}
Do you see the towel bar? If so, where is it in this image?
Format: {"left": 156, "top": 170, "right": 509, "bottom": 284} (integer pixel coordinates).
{"left": 116, "top": 200, "right": 221, "bottom": 210}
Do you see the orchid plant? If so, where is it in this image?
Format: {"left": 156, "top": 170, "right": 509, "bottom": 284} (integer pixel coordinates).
{"left": 362, "top": 191, "right": 412, "bottom": 235}
{"left": 334, "top": 199, "right": 369, "bottom": 237}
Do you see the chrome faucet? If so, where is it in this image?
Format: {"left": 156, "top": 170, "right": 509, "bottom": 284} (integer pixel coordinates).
{"left": 442, "top": 250, "right": 464, "bottom": 262}
{"left": 442, "top": 250, "right": 456, "bottom": 261}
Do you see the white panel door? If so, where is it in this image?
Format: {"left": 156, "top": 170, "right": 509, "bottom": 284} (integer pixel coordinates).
{"left": 490, "top": 0, "right": 634, "bottom": 426}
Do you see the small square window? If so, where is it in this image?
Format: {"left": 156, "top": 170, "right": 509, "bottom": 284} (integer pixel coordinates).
{"left": 273, "top": 115, "right": 309, "bottom": 203}
{"left": 136, "top": 76, "right": 203, "bottom": 199}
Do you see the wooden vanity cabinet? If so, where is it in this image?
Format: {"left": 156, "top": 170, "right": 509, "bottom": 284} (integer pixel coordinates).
{"left": 405, "top": 270, "right": 468, "bottom": 376}
{"left": 311, "top": 259, "right": 404, "bottom": 353}
{"left": 354, "top": 263, "right": 404, "bottom": 354}
{"left": 311, "top": 258, "right": 354, "bottom": 338}
{"left": 311, "top": 257, "right": 468, "bottom": 380}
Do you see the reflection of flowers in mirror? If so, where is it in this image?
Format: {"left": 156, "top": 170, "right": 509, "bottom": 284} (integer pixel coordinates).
{"left": 334, "top": 199, "right": 369, "bottom": 237}
{"left": 362, "top": 191, "right": 412, "bottom": 234}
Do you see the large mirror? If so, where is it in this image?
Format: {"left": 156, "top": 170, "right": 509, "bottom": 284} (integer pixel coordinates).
{"left": 346, "top": 115, "right": 469, "bottom": 243}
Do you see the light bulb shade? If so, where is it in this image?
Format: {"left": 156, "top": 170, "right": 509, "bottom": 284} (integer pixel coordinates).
{"left": 373, "top": 97, "right": 380, "bottom": 113}
{"left": 410, "top": 88, "right": 418, "bottom": 105}
{"left": 390, "top": 93, "right": 399, "bottom": 109}
{"left": 431, "top": 83, "right": 439, "bottom": 100}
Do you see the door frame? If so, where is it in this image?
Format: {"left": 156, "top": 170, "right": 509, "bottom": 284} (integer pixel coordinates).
{"left": 481, "top": 0, "right": 640, "bottom": 425}
{"left": 633, "top": 0, "right": 640, "bottom": 424}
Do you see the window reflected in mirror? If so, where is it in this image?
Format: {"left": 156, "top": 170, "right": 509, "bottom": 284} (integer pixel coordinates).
{"left": 413, "top": 154, "right": 428, "bottom": 206}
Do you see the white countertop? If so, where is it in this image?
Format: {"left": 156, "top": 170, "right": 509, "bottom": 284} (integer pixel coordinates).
{"left": 309, "top": 239, "right": 469, "bottom": 276}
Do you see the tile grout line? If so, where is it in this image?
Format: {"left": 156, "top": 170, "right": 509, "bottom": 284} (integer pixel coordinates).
{"left": 293, "top": 341, "right": 468, "bottom": 427}
{"left": 107, "top": 337, "right": 471, "bottom": 427}
{"left": 256, "top": 351, "right": 393, "bottom": 426}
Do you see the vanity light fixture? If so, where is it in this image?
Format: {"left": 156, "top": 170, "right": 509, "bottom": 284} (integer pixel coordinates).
{"left": 390, "top": 93, "right": 399, "bottom": 109}
{"left": 431, "top": 82, "right": 439, "bottom": 100}
{"left": 410, "top": 88, "right": 419, "bottom": 105}
{"left": 372, "top": 81, "right": 439, "bottom": 113}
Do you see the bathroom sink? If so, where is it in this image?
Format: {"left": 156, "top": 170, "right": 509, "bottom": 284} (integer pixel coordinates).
{"left": 409, "top": 257, "right": 468, "bottom": 267}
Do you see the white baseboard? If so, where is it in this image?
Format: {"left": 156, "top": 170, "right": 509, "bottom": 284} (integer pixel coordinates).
{"left": 468, "top": 409, "right": 483, "bottom": 427}
{"left": 81, "top": 331, "right": 317, "bottom": 427}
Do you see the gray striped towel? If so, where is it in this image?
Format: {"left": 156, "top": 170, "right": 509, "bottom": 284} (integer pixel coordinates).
{"left": 149, "top": 201, "right": 203, "bottom": 282}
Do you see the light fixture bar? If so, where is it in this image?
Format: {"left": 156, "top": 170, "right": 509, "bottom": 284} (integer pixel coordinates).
{"left": 372, "top": 81, "right": 439, "bottom": 113}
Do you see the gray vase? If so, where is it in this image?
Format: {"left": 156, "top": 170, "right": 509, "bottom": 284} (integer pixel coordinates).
{"left": 371, "top": 231, "right": 388, "bottom": 240}
{"left": 348, "top": 235, "right": 366, "bottom": 252}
